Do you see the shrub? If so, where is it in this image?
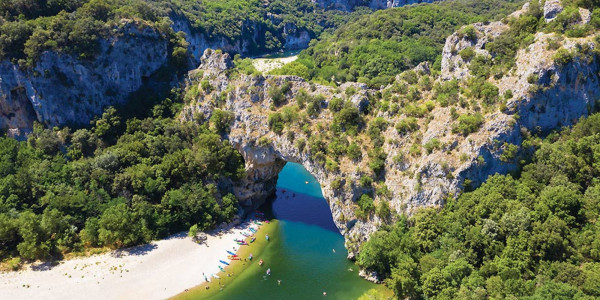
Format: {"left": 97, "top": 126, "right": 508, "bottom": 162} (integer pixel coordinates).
{"left": 269, "top": 86, "right": 285, "bottom": 106}
{"left": 325, "top": 159, "right": 339, "bottom": 172}
{"left": 376, "top": 201, "right": 391, "bottom": 219}
{"left": 396, "top": 117, "right": 419, "bottom": 135}
{"left": 453, "top": 113, "right": 484, "bottom": 136}
{"left": 296, "top": 138, "right": 306, "bottom": 152}
{"left": 553, "top": 48, "right": 573, "bottom": 66}
{"left": 357, "top": 194, "right": 375, "bottom": 219}
{"left": 201, "top": 79, "right": 213, "bottom": 93}
{"left": 268, "top": 112, "right": 284, "bottom": 134}
{"left": 347, "top": 143, "right": 362, "bottom": 160}
{"left": 424, "top": 138, "right": 441, "bottom": 154}
{"left": 500, "top": 142, "right": 519, "bottom": 162}
{"left": 210, "top": 109, "right": 234, "bottom": 134}
{"left": 329, "top": 97, "right": 344, "bottom": 112}
{"left": 360, "top": 176, "right": 373, "bottom": 188}
{"left": 459, "top": 47, "right": 476, "bottom": 61}
{"left": 460, "top": 25, "right": 477, "bottom": 41}
{"left": 258, "top": 136, "right": 270, "bottom": 147}
{"left": 331, "top": 178, "right": 343, "bottom": 190}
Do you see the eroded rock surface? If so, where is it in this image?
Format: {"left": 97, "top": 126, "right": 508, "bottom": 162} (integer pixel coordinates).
{"left": 184, "top": 14, "right": 600, "bottom": 256}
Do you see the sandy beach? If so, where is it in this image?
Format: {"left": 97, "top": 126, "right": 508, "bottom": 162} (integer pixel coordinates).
{"left": 0, "top": 222, "right": 258, "bottom": 300}
{"left": 252, "top": 55, "right": 298, "bottom": 74}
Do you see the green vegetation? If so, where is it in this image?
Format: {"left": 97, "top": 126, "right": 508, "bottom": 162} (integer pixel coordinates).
{"left": 358, "top": 113, "right": 600, "bottom": 299}
{"left": 0, "top": 95, "right": 244, "bottom": 260}
{"left": 272, "top": 0, "right": 523, "bottom": 87}
{"left": 453, "top": 113, "right": 484, "bottom": 136}
{"left": 0, "top": 0, "right": 359, "bottom": 67}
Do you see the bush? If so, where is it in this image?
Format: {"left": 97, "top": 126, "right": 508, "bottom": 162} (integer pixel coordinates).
{"left": 453, "top": 113, "right": 484, "bottom": 135}
{"left": 268, "top": 112, "right": 284, "bottom": 134}
{"left": 396, "top": 118, "right": 419, "bottom": 135}
{"left": 210, "top": 109, "right": 234, "bottom": 134}
{"left": 347, "top": 143, "right": 362, "bottom": 160}
{"left": 357, "top": 194, "right": 375, "bottom": 219}
{"left": 269, "top": 86, "right": 286, "bottom": 106}
{"left": 460, "top": 25, "right": 477, "bottom": 41}
{"left": 201, "top": 79, "right": 213, "bottom": 93}
{"left": 553, "top": 48, "right": 574, "bottom": 66}
{"left": 459, "top": 47, "right": 476, "bottom": 61}
{"left": 424, "top": 138, "right": 441, "bottom": 154}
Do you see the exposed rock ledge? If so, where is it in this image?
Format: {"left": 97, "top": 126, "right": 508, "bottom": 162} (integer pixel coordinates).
{"left": 183, "top": 17, "right": 600, "bottom": 257}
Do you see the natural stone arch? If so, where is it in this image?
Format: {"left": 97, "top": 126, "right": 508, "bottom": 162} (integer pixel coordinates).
{"left": 183, "top": 42, "right": 600, "bottom": 257}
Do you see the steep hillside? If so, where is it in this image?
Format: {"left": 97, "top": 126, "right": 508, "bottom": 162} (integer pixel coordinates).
{"left": 0, "top": 0, "right": 355, "bottom": 134}
{"left": 181, "top": 1, "right": 600, "bottom": 257}
{"left": 271, "top": 0, "right": 524, "bottom": 87}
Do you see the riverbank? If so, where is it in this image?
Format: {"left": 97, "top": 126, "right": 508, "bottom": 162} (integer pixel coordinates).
{"left": 252, "top": 55, "right": 298, "bottom": 74}
{"left": 173, "top": 218, "right": 279, "bottom": 299}
{"left": 0, "top": 220, "right": 263, "bottom": 299}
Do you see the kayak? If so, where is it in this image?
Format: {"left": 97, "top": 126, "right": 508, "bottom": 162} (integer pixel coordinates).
{"left": 226, "top": 250, "right": 237, "bottom": 256}
{"left": 219, "top": 260, "right": 230, "bottom": 265}
{"left": 249, "top": 228, "right": 257, "bottom": 233}
{"left": 250, "top": 237, "right": 256, "bottom": 243}
{"left": 228, "top": 256, "right": 241, "bottom": 260}
{"left": 219, "top": 266, "right": 225, "bottom": 272}
{"left": 213, "top": 274, "right": 220, "bottom": 279}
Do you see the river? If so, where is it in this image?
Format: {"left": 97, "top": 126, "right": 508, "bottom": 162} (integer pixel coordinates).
{"left": 206, "top": 162, "right": 382, "bottom": 299}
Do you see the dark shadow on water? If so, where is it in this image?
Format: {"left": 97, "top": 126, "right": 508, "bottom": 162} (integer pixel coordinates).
{"left": 261, "top": 187, "right": 340, "bottom": 234}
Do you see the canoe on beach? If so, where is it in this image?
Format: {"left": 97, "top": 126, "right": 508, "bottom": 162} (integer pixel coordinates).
{"left": 219, "top": 260, "right": 230, "bottom": 265}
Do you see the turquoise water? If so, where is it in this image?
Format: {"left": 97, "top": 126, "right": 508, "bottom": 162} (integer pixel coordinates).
{"left": 208, "top": 163, "right": 380, "bottom": 299}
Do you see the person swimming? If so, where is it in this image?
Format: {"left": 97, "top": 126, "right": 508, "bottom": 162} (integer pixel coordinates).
{"left": 258, "top": 259, "right": 264, "bottom": 266}
{"left": 278, "top": 279, "right": 281, "bottom": 285}
{"left": 266, "top": 268, "right": 271, "bottom": 275}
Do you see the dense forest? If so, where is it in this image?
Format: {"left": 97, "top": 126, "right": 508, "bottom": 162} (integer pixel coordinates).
{"left": 0, "top": 94, "right": 245, "bottom": 266}
{"left": 270, "top": 0, "right": 525, "bottom": 87}
{"left": 357, "top": 113, "right": 600, "bottom": 299}
{"left": 0, "top": 0, "right": 360, "bottom": 67}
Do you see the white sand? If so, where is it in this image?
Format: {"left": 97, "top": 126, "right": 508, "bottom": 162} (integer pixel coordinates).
{"left": 252, "top": 55, "right": 298, "bottom": 74}
{"left": 0, "top": 223, "right": 257, "bottom": 300}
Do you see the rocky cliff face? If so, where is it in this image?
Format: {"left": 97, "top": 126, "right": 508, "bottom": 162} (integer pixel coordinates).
{"left": 0, "top": 22, "right": 168, "bottom": 134}
{"left": 0, "top": 15, "right": 313, "bottom": 134}
{"left": 183, "top": 4, "right": 600, "bottom": 257}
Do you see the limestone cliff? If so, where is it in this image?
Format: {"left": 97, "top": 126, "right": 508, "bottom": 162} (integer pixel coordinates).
{"left": 0, "top": 22, "right": 169, "bottom": 134}
{"left": 0, "top": 16, "right": 312, "bottom": 134}
{"left": 182, "top": 4, "right": 600, "bottom": 257}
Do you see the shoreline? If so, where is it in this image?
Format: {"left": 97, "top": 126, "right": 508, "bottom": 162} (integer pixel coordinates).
{"left": 0, "top": 217, "right": 268, "bottom": 300}
{"left": 173, "top": 217, "right": 279, "bottom": 299}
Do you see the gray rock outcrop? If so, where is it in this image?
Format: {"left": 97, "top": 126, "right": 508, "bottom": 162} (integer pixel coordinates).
{"left": 0, "top": 22, "right": 168, "bottom": 133}
{"left": 184, "top": 10, "right": 600, "bottom": 256}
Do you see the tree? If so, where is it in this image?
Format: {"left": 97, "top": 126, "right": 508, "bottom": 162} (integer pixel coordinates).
{"left": 98, "top": 203, "right": 144, "bottom": 248}
{"left": 210, "top": 109, "right": 234, "bottom": 134}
